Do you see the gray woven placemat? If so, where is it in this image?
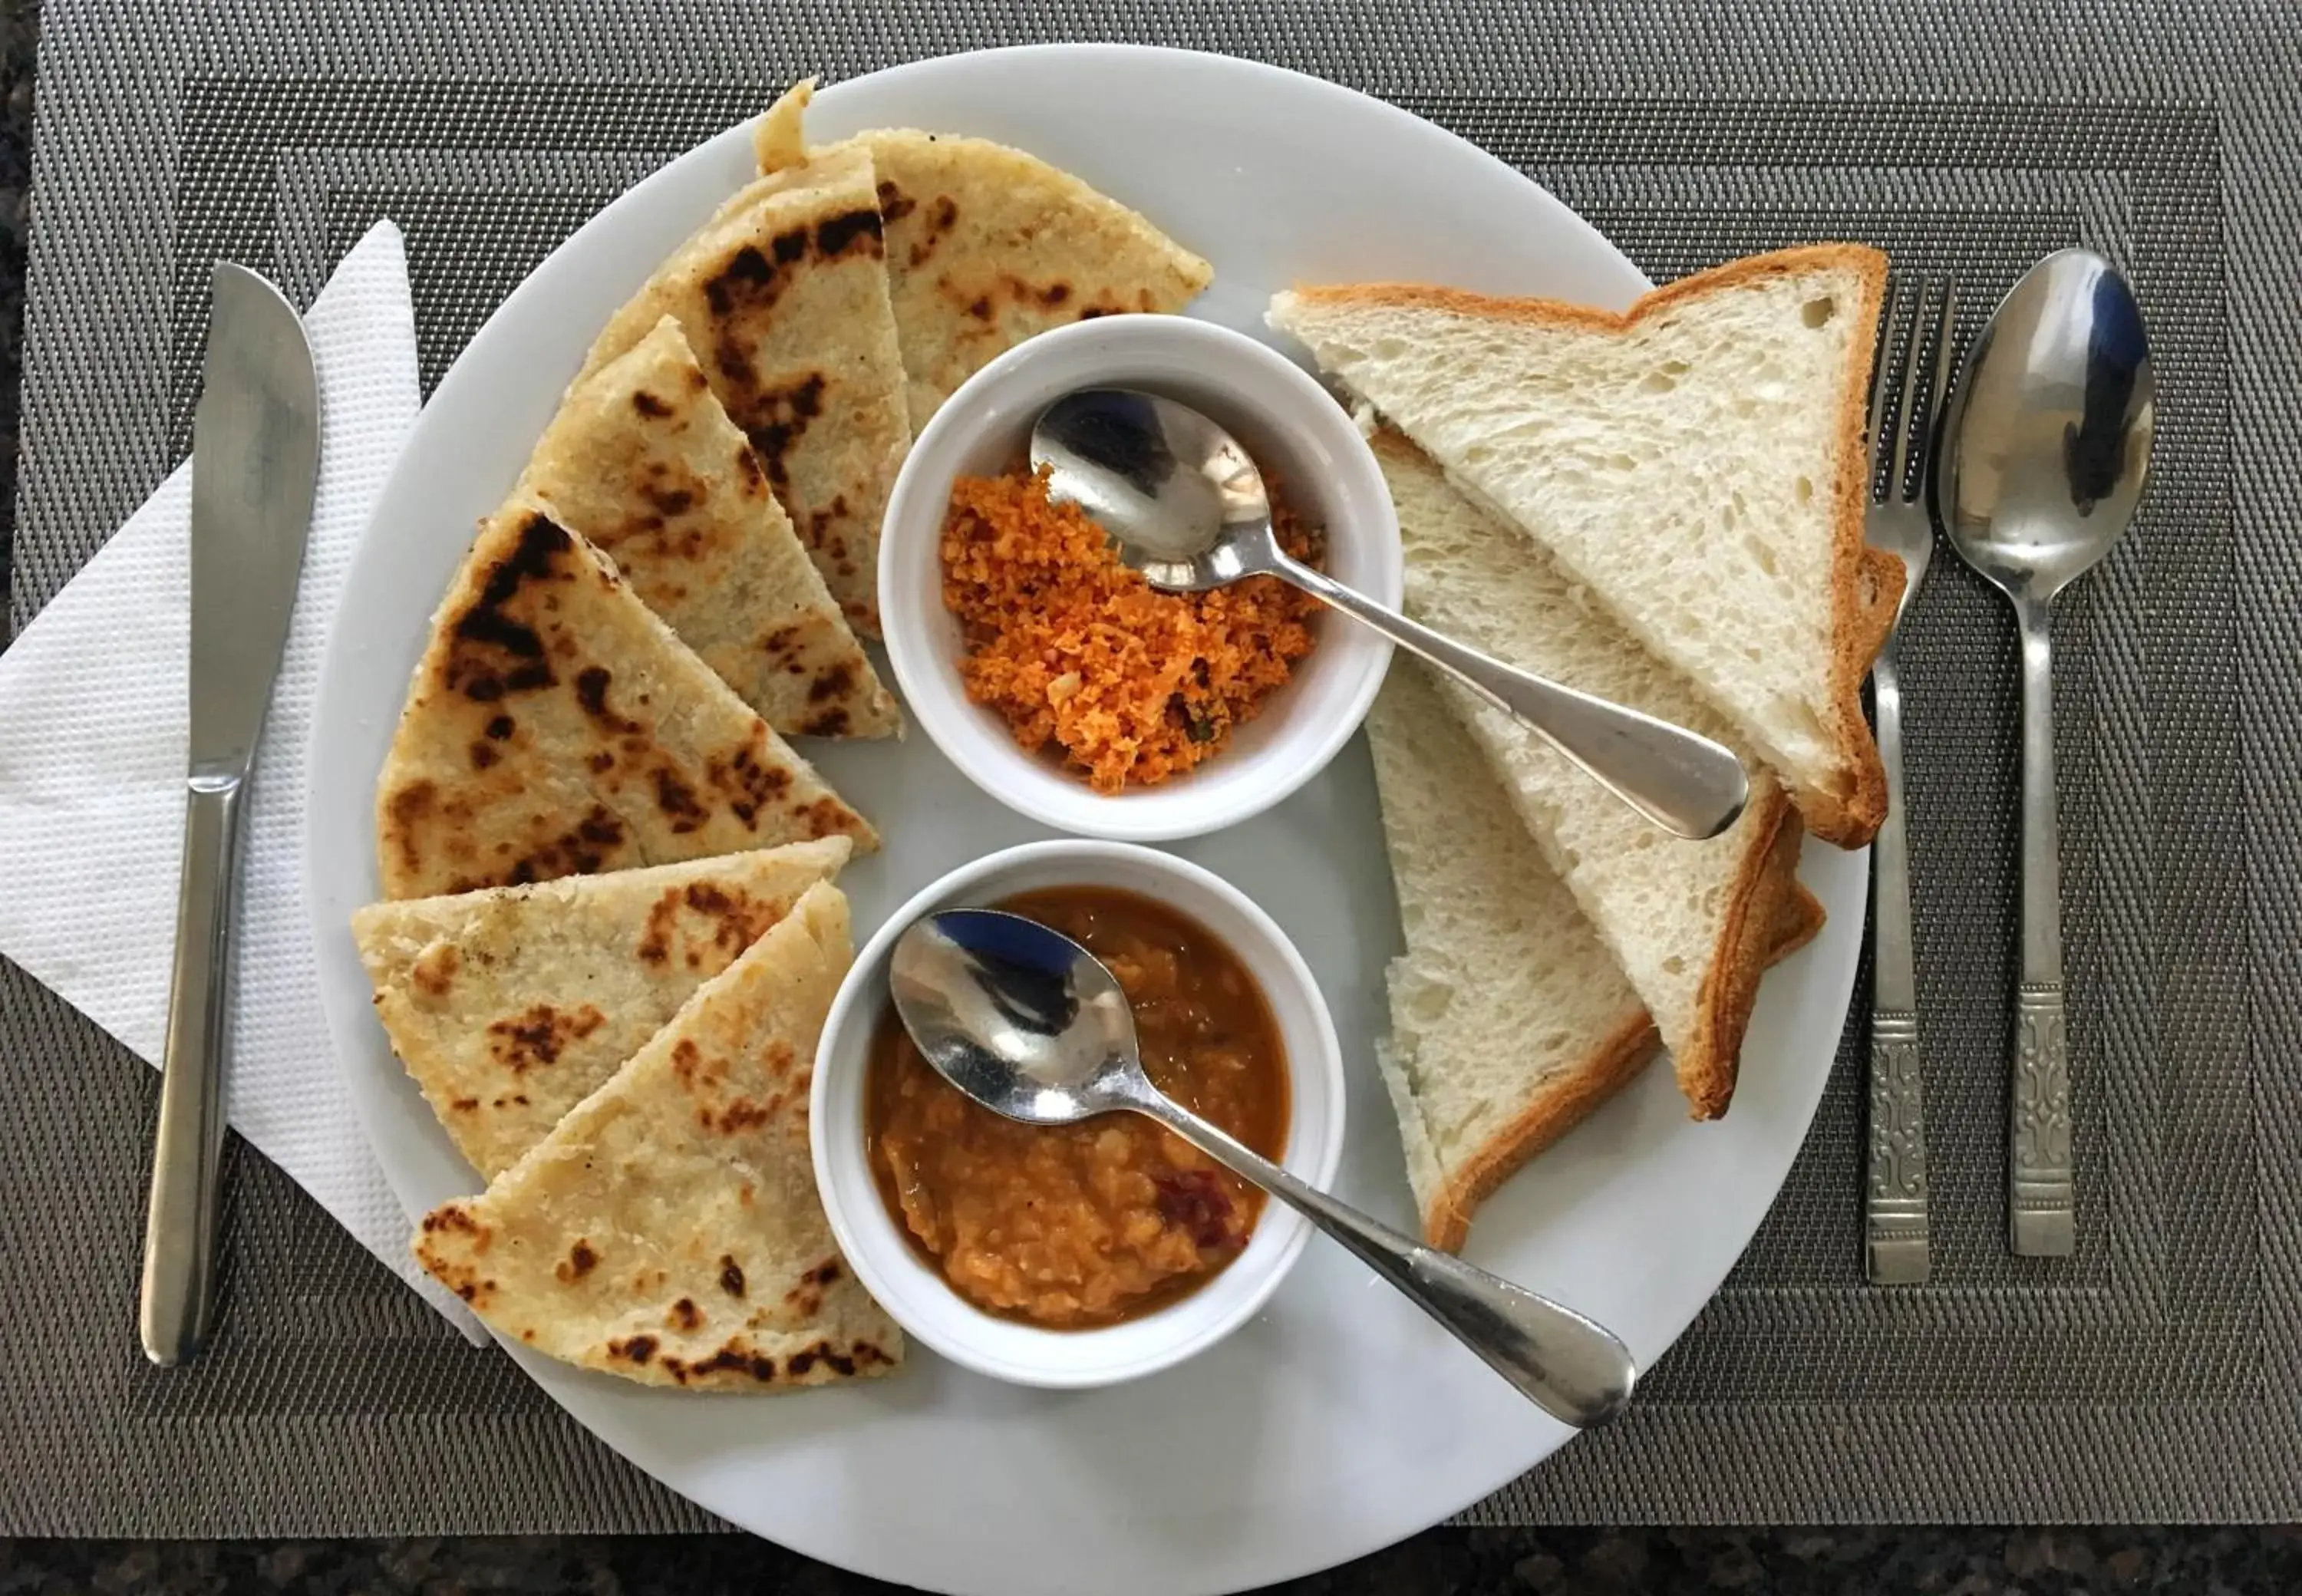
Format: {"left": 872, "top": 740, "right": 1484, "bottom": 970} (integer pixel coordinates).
{"left": 5, "top": 0, "right": 2298, "bottom": 1539}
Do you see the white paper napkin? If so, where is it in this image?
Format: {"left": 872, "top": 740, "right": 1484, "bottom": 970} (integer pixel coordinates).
{"left": 0, "top": 220, "right": 483, "bottom": 1340}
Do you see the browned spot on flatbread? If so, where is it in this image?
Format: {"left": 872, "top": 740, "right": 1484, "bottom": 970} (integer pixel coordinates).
{"left": 632, "top": 389, "right": 671, "bottom": 417}
{"left": 668, "top": 1298, "right": 702, "bottom": 1332}
{"left": 641, "top": 482, "right": 694, "bottom": 517}
{"left": 719, "top": 1256, "right": 747, "bottom": 1298}
{"left": 639, "top": 891, "right": 681, "bottom": 966}
{"left": 875, "top": 179, "right": 915, "bottom": 223}
{"left": 440, "top": 513, "right": 572, "bottom": 702}
{"left": 653, "top": 767, "right": 707, "bottom": 833}
{"left": 703, "top": 1095, "right": 775, "bottom": 1135}
{"left": 706, "top": 738, "right": 794, "bottom": 829}
{"left": 732, "top": 442, "right": 769, "bottom": 494}
{"left": 485, "top": 1001, "right": 607, "bottom": 1073}
{"left": 408, "top": 943, "right": 460, "bottom": 999}
{"left": 905, "top": 193, "right": 959, "bottom": 268}
{"left": 556, "top": 1238, "right": 598, "bottom": 1283}
{"left": 383, "top": 780, "right": 437, "bottom": 876}
{"left": 792, "top": 793, "right": 862, "bottom": 841}
{"left": 468, "top": 739, "right": 500, "bottom": 770}
{"left": 573, "top": 666, "right": 641, "bottom": 734}
{"left": 740, "top": 374, "right": 826, "bottom": 497}
{"left": 503, "top": 804, "right": 626, "bottom": 887}
{"left": 786, "top": 1339, "right": 856, "bottom": 1379}
{"left": 806, "top": 661, "right": 856, "bottom": 707}
{"left": 420, "top": 1205, "right": 486, "bottom": 1242}
{"left": 608, "top": 1334, "right": 658, "bottom": 1365}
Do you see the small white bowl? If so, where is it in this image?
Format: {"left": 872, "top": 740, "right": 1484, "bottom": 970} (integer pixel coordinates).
{"left": 811, "top": 839, "right": 1347, "bottom": 1390}
{"left": 878, "top": 315, "right": 1401, "bottom": 843}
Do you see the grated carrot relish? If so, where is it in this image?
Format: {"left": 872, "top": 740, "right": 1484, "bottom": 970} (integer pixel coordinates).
{"left": 940, "top": 467, "right": 1323, "bottom": 793}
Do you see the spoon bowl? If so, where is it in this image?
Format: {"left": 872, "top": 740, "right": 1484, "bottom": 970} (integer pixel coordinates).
{"left": 887, "top": 908, "right": 1146, "bottom": 1123}
{"left": 1940, "top": 248, "right": 2155, "bottom": 602}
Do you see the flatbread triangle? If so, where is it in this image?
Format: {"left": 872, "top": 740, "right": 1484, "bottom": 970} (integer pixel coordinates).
{"left": 519, "top": 315, "right": 899, "bottom": 738}
{"left": 414, "top": 881, "right": 899, "bottom": 1391}
{"left": 579, "top": 137, "right": 909, "bottom": 635}
{"left": 375, "top": 502, "right": 874, "bottom": 900}
{"left": 354, "top": 837, "right": 853, "bottom": 1177}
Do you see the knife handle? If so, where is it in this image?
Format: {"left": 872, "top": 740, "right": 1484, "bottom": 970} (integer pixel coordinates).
{"left": 139, "top": 777, "right": 247, "bottom": 1365}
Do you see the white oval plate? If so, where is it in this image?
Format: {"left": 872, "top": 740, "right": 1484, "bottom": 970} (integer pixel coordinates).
{"left": 305, "top": 43, "right": 1862, "bottom": 1596}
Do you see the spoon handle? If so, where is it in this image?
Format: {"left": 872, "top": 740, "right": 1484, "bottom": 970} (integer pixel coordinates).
{"left": 2010, "top": 605, "right": 2074, "bottom": 1256}
{"left": 1131, "top": 1092, "right": 1636, "bottom": 1427}
{"left": 1263, "top": 549, "right": 1746, "bottom": 840}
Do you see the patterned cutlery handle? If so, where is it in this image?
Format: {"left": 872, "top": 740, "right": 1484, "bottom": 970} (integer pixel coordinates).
{"left": 1865, "top": 649, "right": 1929, "bottom": 1283}
{"left": 2011, "top": 608, "right": 2075, "bottom": 1255}
{"left": 2011, "top": 983, "right": 2073, "bottom": 1252}
{"left": 1867, "top": 1011, "right": 1930, "bottom": 1282}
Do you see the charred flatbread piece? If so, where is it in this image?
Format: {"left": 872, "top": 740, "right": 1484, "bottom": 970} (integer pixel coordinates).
{"left": 353, "top": 838, "right": 853, "bottom": 1177}
{"left": 374, "top": 503, "right": 874, "bottom": 900}
{"left": 519, "top": 317, "right": 898, "bottom": 738}
{"left": 754, "top": 81, "right": 1213, "bottom": 430}
{"left": 578, "top": 140, "right": 907, "bottom": 635}
{"left": 414, "top": 882, "right": 899, "bottom": 1391}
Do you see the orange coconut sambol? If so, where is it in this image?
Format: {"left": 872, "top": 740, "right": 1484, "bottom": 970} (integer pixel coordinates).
{"left": 939, "top": 467, "right": 1323, "bottom": 793}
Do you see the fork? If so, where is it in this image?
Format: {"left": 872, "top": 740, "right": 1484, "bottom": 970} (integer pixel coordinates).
{"left": 1862, "top": 275, "right": 1954, "bottom": 1285}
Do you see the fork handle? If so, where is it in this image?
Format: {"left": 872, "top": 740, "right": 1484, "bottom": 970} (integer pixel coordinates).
{"left": 1865, "top": 650, "right": 1929, "bottom": 1283}
{"left": 2010, "top": 606, "right": 2073, "bottom": 1255}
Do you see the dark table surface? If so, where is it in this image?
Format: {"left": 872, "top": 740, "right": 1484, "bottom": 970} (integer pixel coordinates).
{"left": 0, "top": 2, "right": 2297, "bottom": 1591}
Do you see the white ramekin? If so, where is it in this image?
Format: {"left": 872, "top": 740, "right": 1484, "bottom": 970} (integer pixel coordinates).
{"left": 810, "top": 839, "right": 1347, "bottom": 1390}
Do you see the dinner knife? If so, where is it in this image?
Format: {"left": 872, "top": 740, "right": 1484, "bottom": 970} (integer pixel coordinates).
{"left": 137, "top": 263, "right": 320, "bottom": 1367}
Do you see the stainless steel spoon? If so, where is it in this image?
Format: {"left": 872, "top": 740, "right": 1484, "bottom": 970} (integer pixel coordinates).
{"left": 1030, "top": 390, "right": 1749, "bottom": 841}
{"left": 1938, "top": 248, "right": 2154, "bottom": 1257}
{"left": 889, "top": 906, "right": 1639, "bottom": 1428}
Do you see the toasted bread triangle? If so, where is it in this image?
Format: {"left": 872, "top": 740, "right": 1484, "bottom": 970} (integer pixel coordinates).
{"left": 1272, "top": 246, "right": 1895, "bottom": 846}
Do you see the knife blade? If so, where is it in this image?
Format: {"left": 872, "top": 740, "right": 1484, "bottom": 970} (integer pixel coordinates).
{"left": 137, "top": 263, "right": 320, "bottom": 1367}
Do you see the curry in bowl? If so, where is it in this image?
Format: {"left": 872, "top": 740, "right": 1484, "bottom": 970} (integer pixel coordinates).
{"left": 864, "top": 884, "right": 1291, "bottom": 1328}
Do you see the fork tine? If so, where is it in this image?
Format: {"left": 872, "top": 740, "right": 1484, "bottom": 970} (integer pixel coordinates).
{"left": 1915, "top": 279, "right": 1957, "bottom": 487}
{"left": 1888, "top": 276, "right": 1931, "bottom": 496}
{"left": 1866, "top": 278, "right": 1911, "bottom": 486}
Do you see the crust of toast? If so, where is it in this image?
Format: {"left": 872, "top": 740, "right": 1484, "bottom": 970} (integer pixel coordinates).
{"left": 1418, "top": 1009, "right": 1659, "bottom": 1252}
{"left": 1416, "top": 825, "right": 1826, "bottom": 1250}
{"left": 1678, "top": 790, "right": 1809, "bottom": 1119}
{"left": 1288, "top": 246, "right": 1895, "bottom": 848}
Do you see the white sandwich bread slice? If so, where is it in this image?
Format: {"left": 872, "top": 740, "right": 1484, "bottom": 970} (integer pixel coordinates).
{"left": 1366, "top": 663, "right": 1656, "bottom": 1250}
{"left": 1372, "top": 431, "right": 1816, "bottom": 1120}
{"left": 1368, "top": 660, "right": 1824, "bottom": 1249}
{"left": 1271, "top": 247, "right": 1901, "bottom": 846}
{"left": 352, "top": 837, "right": 853, "bottom": 1178}
{"left": 413, "top": 881, "right": 899, "bottom": 1392}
